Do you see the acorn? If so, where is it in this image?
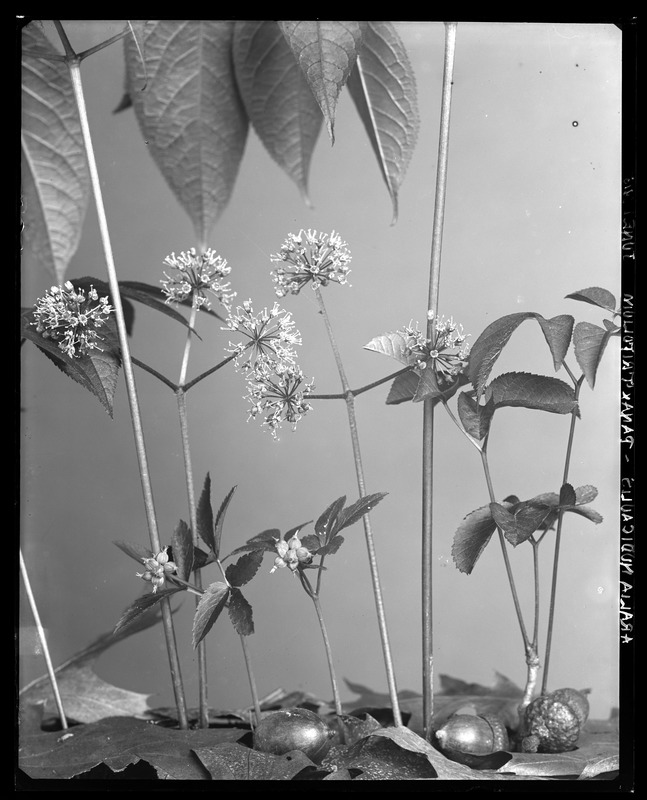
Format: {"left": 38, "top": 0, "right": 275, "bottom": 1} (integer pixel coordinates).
{"left": 253, "top": 708, "right": 334, "bottom": 763}
{"left": 435, "top": 713, "right": 509, "bottom": 758}
{"left": 522, "top": 688, "right": 589, "bottom": 753}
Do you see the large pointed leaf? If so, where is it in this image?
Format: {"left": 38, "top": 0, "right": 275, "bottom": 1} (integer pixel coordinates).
{"left": 21, "top": 23, "right": 90, "bottom": 284}
{"left": 227, "top": 587, "right": 254, "bottom": 636}
{"left": 171, "top": 519, "right": 194, "bottom": 581}
{"left": 566, "top": 286, "right": 617, "bottom": 312}
{"left": 119, "top": 280, "right": 219, "bottom": 330}
{"left": 336, "top": 492, "right": 387, "bottom": 533}
{"left": 279, "top": 21, "right": 365, "bottom": 143}
{"left": 192, "top": 582, "right": 230, "bottom": 647}
{"left": 125, "top": 21, "right": 249, "bottom": 243}
{"left": 385, "top": 370, "right": 418, "bottom": 404}
{"left": 457, "top": 391, "right": 495, "bottom": 442}
{"left": 347, "top": 22, "right": 419, "bottom": 222}
{"left": 196, "top": 473, "right": 215, "bottom": 552}
{"left": 484, "top": 372, "right": 578, "bottom": 416}
{"left": 21, "top": 306, "right": 121, "bottom": 416}
{"left": 225, "top": 528, "right": 281, "bottom": 559}
{"left": 214, "top": 486, "right": 237, "bottom": 560}
{"left": 315, "top": 495, "right": 347, "bottom": 541}
{"left": 224, "top": 549, "right": 264, "bottom": 588}
{"left": 573, "top": 321, "right": 613, "bottom": 389}
{"left": 113, "top": 587, "right": 185, "bottom": 636}
{"left": 468, "top": 313, "right": 574, "bottom": 398}
{"left": 452, "top": 502, "right": 513, "bottom": 575}
{"left": 233, "top": 21, "right": 323, "bottom": 203}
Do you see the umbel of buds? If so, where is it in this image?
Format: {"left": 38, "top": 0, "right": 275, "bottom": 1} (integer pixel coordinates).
{"left": 136, "top": 547, "right": 177, "bottom": 593}
{"left": 270, "top": 533, "right": 313, "bottom": 573}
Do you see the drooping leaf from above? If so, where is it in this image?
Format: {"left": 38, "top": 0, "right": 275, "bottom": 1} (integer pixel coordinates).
{"left": 225, "top": 549, "right": 264, "bottom": 588}
{"left": 279, "top": 21, "right": 365, "bottom": 143}
{"left": 566, "top": 286, "right": 617, "bottom": 313}
{"left": 21, "top": 23, "right": 90, "bottom": 284}
{"left": 346, "top": 22, "right": 419, "bottom": 223}
{"left": 233, "top": 21, "right": 323, "bottom": 204}
{"left": 113, "top": 587, "right": 185, "bottom": 636}
{"left": 124, "top": 21, "right": 249, "bottom": 244}
{"left": 457, "top": 391, "right": 495, "bottom": 442}
{"left": 483, "top": 372, "right": 579, "bottom": 416}
{"left": 196, "top": 473, "right": 215, "bottom": 553}
{"left": 468, "top": 312, "right": 574, "bottom": 398}
{"left": 573, "top": 321, "right": 613, "bottom": 389}
{"left": 227, "top": 587, "right": 254, "bottom": 636}
{"left": 452, "top": 502, "right": 510, "bottom": 574}
{"left": 171, "top": 518, "right": 193, "bottom": 581}
{"left": 192, "top": 581, "right": 230, "bottom": 647}
{"left": 21, "top": 307, "right": 121, "bottom": 417}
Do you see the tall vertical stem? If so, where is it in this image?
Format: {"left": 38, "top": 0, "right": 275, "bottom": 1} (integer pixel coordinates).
{"left": 422, "top": 21, "right": 457, "bottom": 740}
{"left": 20, "top": 550, "right": 68, "bottom": 729}
{"left": 63, "top": 34, "right": 188, "bottom": 728}
{"left": 314, "top": 287, "right": 402, "bottom": 727}
{"left": 176, "top": 305, "right": 209, "bottom": 728}
{"left": 239, "top": 634, "right": 262, "bottom": 728}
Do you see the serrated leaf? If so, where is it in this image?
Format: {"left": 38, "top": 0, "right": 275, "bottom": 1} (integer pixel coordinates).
{"left": 574, "top": 484, "right": 599, "bottom": 505}
{"left": 559, "top": 482, "right": 577, "bottom": 507}
{"left": 113, "top": 539, "right": 154, "bottom": 564}
{"left": 21, "top": 306, "right": 121, "bottom": 416}
{"left": 412, "top": 368, "right": 468, "bottom": 404}
{"left": 385, "top": 370, "right": 418, "bottom": 404}
{"left": 346, "top": 22, "right": 419, "bottom": 223}
{"left": 484, "top": 372, "right": 578, "bottom": 416}
{"left": 196, "top": 473, "right": 215, "bottom": 552}
{"left": 279, "top": 21, "right": 365, "bottom": 143}
{"left": 125, "top": 21, "right": 249, "bottom": 243}
{"left": 364, "top": 331, "right": 419, "bottom": 366}
{"left": 233, "top": 21, "right": 323, "bottom": 203}
{"left": 225, "top": 528, "right": 281, "bottom": 559}
{"left": 491, "top": 501, "right": 553, "bottom": 547}
{"left": 171, "top": 519, "right": 193, "bottom": 582}
{"left": 336, "top": 492, "right": 387, "bottom": 533}
{"left": 214, "top": 485, "right": 237, "bottom": 560}
{"left": 192, "top": 582, "right": 230, "bottom": 647}
{"left": 457, "top": 391, "right": 495, "bottom": 441}
{"left": 452, "top": 503, "right": 512, "bottom": 574}
{"left": 566, "top": 286, "right": 617, "bottom": 312}
{"left": 468, "top": 313, "right": 574, "bottom": 398}
{"left": 114, "top": 588, "right": 185, "bottom": 636}
{"left": 227, "top": 587, "right": 254, "bottom": 636}
{"left": 573, "top": 321, "right": 613, "bottom": 389}
{"left": 317, "top": 535, "right": 345, "bottom": 557}
{"left": 21, "top": 23, "right": 90, "bottom": 284}
{"left": 225, "top": 549, "right": 264, "bottom": 588}
{"left": 315, "top": 495, "right": 347, "bottom": 541}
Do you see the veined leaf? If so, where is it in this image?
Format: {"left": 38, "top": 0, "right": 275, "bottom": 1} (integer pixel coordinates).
{"left": 113, "top": 540, "right": 154, "bottom": 564}
{"left": 457, "top": 391, "right": 495, "bottom": 442}
{"left": 317, "top": 535, "right": 345, "bottom": 557}
{"left": 468, "top": 313, "right": 574, "bottom": 398}
{"left": 386, "top": 370, "right": 418, "bottom": 404}
{"left": 125, "top": 21, "right": 249, "bottom": 243}
{"left": 114, "top": 587, "right": 185, "bottom": 636}
{"left": 559, "top": 482, "right": 577, "bottom": 507}
{"left": 126, "top": 21, "right": 148, "bottom": 88}
{"left": 171, "top": 519, "right": 193, "bottom": 582}
{"left": 118, "top": 280, "right": 219, "bottom": 331}
{"left": 452, "top": 503, "right": 512, "bottom": 575}
{"left": 225, "top": 549, "right": 264, "bottom": 588}
{"left": 336, "top": 492, "right": 387, "bottom": 532}
{"left": 21, "top": 307, "right": 121, "bottom": 416}
{"left": 315, "top": 495, "right": 347, "bottom": 541}
{"left": 225, "top": 528, "right": 281, "bottom": 559}
{"left": 484, "top": 372, "right": 578, "bottom": 416}
{"left": 279, "top": 21, "right": 365, "bottom": 143}
{"left": 566, "top": 286, "right": 617, "bottom": 312}
{"left": 412, "top": 369, "right": 468, "bottom": 404}
{"left": 347, "top": 22, "right": 419, "bottom": 223}
{"left": 214, "top": 486, "right": 237, "bottom": 561}
{"left": 196, "top": 473, "right": 215, "bottom": 553}
{"left": 233, "top": 21, "right": 323, "bottom": 203}
{"left": 192, "top": 582, "right": 230, "bottom": 647}
{"left": 573, "top": 321, "right": 613, "bottom": 389}
{"left": 228, "top": 587, "right": 254, "bottom": 636}
{"left": 490, "top": 501, "right": 553, "bottom": 547}
{"left": 21, "top": 23, "right": 90, "bottom": 284}
{"left": 364, "top": 331, "right": 419, "bottom": 366}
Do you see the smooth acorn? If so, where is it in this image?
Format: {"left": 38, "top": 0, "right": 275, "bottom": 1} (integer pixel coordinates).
{"left": 253, "top": 707, "right": 334, "bottom": 763}
{"left": 435, "top": 713, "right": 509, "bottom": 757}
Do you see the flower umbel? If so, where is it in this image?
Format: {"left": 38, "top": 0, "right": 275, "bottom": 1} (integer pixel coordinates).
{"left": 399, "top": 312, "right": 471, "bottom": 385}
{"left": 270, "top": 533, "right": 314, "bottom": 573}
{"left": 136, "top": 547, "right": 177, "bottom": 593}
{"left": 161, "top": 247, "right": 235, "bottom": 310}
{"left": 245, "top": 362, "right": 314, "bottom": 439}
{"left": 31, "top": 281, "right": 114, "bottom": 359}
{"left": 270, "top": 229, "right": 352, "bottom": 297}
{"left": 224, "top": 300, "right": 302, "bottom": 371}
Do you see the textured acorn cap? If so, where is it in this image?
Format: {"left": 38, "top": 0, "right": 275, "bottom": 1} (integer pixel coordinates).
{"left": 523, "top": 695, "right": 581, "bottom": 753}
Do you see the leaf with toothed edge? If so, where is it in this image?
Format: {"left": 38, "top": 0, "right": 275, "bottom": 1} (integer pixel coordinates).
{"left": 192, "top": 582, "right": 230, "bottom": 647}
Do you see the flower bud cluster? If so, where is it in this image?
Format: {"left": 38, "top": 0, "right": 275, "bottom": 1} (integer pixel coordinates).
{"left": 270, "top": 229, "right": 351, "bottom": 297}
{"left": 31, "top": 281, "right": 114, "bottom": 359}
{"left": 399, "top": 311, "right": 471, "bottom": 383}
{"left": 135, "top": 547, "right": 177, "bottom": 593}
{"left": 270, "top": 533, "right": 314, "bottom": 573}
{"left": 161, "top": 247, "right": 235, "bottom": 310}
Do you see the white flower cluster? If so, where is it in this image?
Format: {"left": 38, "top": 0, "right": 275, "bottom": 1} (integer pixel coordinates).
{"left": 270, "top": 229, "right": 351, "bottom": 297}
{"left": 161, "top": 247, "right": 235, "bottom": 310}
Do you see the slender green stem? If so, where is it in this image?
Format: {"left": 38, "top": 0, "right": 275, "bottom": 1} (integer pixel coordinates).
{"left": 440, "top": 397, "right": 483, "bottom": 452}
{"left": 182, "top": 353, "right": 237, "bottom": 392}
{"left": 530, "top": 539, "right": 540, "bottom": 649}
{"left": 299, "top": 571, "right": 343, "bottom": 718}
{"left": 168, "top": 574, "right": 204, "bottom": 597}
{"left": 20, "top": 549, "right": 68, "bottom": 729}
{"left": 541, "top": 370, "right": 585, "bottom": 694}
{"left": 239, "top": 634, "right": 262, "bottom": 728}
{"left": 60, "top": 24, "right": 188, "bottom": 728}
{"left": 314, "top": 287, "right": 402, "bottom": 727}
{"left": 77, "top": 26, "right": 130, "bottom": 61}
{"left": 421, "top": 21, "right": 457, "bottom": 740}
{"left": 131, "top": 357, "right": 178, "bottom": 391}
{"left": 176, "top": 304, "right": 209, "bottom": 728}
{"left": 480, "top": 447, "right": 530, "bottom": 648}
{"left": 308, "top": 366, "right": 412, "bottom": 400}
